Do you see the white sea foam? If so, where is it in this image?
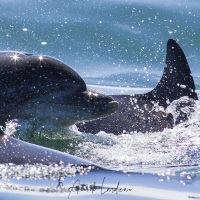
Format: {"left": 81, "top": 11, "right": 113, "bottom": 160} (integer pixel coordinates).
{"left": 3, "top": 95, "right": 200, "bottom": 171}
{"left": 74, "top": 98, "right": 200, "bottom": 170}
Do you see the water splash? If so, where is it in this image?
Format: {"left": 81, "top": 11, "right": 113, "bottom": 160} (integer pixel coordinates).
{"left": 74, "top": 98, "right": 200, "bottom": 170}
{"left": 3, "top": 98, "right": 200, "bottom": 171}
{"left": 0, "top": 163, "right": 92, "bottom": 180}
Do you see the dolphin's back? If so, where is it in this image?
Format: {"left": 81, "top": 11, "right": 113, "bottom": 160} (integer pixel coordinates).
{"left": 0, "top": 130, "right": 95, "bottom": 166}
{"left": 77, "top": 39, "right": 198, "bottom": 134}
{"left": 144, "top": 39, "right": 198, "bottom": 108}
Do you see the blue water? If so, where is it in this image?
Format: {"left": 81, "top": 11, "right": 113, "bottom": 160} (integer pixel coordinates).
{"left": 1, "top": 0, "right": 200, "bottom": 199}
{"left": 1, "top": 0, "right": 200, "bottom": 87}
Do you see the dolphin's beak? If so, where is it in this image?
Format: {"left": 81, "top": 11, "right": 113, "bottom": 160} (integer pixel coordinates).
{"left": 44, "top": 90, "right": 118, "bottom": 118}
{"left": 100, "top": 100, "right": 119, "bottom": 116}
{"left": 71, "top": 91, "right": 119, "bottom": 116}
{"left": 85, "top": 91, "right": 119, "bottom": 116}
{"left": 58, "top": 90, "right": 118, "bottom": 119}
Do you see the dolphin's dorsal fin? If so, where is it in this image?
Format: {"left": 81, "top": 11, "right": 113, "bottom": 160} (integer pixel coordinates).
{"left": 144, "top": 39, "right": 198, "bottom": 108}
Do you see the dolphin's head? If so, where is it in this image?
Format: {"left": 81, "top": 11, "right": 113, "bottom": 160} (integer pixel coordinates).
{"left": 0, "top": 52, "right": 118, "bottom": 127}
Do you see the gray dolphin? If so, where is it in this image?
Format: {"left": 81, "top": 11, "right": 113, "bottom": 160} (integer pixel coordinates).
{"left": 0, "top": 51, "right": 118, "bottom": 166}
{"left": 0, "top": 129, "right": 96, "bottom": 166}
{"left": 0, "top": 51, "right": 118, "bottom": 165}
{"left": 77, "top": 39, "right": 198, "bottom": 134}
{"left": 0, "top": 52, "right": 118, "bottom": 130}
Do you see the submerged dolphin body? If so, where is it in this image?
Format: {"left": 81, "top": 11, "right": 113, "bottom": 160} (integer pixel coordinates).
{"left": 0, "top": 52, "right": 118, "bottom": 130}
{"left": 0, "top": 129, "right": 96, "bottom": 166}
{"left": 77, "top": 39, "right": 198, "bottom": 134}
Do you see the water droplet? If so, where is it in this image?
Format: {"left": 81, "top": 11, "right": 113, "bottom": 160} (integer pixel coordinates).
{"left": 41, "top": 41, "right": 48, "bottom": 45}
{"left": 22, "top": 28, "right": 28, "bottom": 32}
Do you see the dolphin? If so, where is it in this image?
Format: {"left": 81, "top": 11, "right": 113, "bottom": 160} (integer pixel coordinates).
{"left": 0, "top": 129, "right": 97, "bottom": 166}
{"left": 0, "top": 52, "right": 118, "bottom": 131}
{"left": 0, "top": 51, "right": 118, "bottom": 167}
{"left": 77, "top": 39, "right": 198, "bottom": 134}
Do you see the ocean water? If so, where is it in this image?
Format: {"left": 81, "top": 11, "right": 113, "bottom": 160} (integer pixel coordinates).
{"left": 1, "top": 0, "right": 200, "bottom": 199}
{"left": 1, "top": 0, "right": 200, "bottom": 88}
